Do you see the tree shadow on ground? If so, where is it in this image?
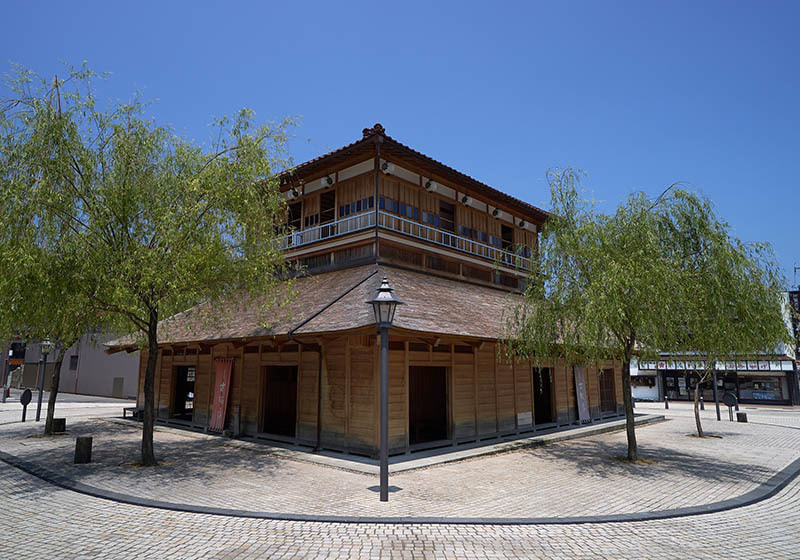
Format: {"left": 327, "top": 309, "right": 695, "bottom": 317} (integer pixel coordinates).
{"left": 523, "top": 437, "right": 777, "bottom": 485}
{"left": 2, "top": 418, "right": 298, "bottom": 492}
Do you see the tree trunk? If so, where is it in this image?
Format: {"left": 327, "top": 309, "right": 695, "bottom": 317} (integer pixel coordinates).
{"left": 694, "top": 372, "right": 706, "bottom": 437}
{"left": 44, "top": 345, "right": 66, "bottom": 435}
{"left": 141, "top": 308, "right": 159, "bottom": 466}
{"left": 621, "top": 356, "right": 638, "bottom": 461}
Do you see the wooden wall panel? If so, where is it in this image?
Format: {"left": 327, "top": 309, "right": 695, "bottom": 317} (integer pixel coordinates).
{"left": 225, "top": 350, "right": 243, "bottom": 433}
{"left": 238, "top": 353, "right": 260, "bottom": 434}
{"left": 297, "top": 350, "right": 320, "bottom": 444}
{"left": 349, "top": 346, "right": 375, "bottom": 452}
{"left": 388, "top": 349, "right": 407, "bottom": 451}
{"left": 321, "top": 340, "right": 346, "bottom": 449}
{"left": 514, "top": 361, "right": 533, "bottom": 430}
{"left": 496, "top": 360, "right": 516, "bottom": 432}
{"left": 551, "top": 360, "right": 568, "bottom": 419}
{"left": 585, "top": 362, "right": 600, "bottom": 420}
{"left": 157, "top": 353, "right": 172, "bottom": 419}
{"left": 452, "top": 353, "right": 476, "bottom": 438}
{"left": 476, "top": 345, "right": 498, "bottom": 435}
{"left": 136, "top": 352, "right": 146, "bottom": 410}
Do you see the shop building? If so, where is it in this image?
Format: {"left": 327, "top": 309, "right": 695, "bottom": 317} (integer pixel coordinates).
{"left": 636, "top": 357, "right": 797, "bottom": 405}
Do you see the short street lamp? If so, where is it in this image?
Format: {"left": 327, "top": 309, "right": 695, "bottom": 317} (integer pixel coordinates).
{"left": 35, "top": 339, "right": 54, "bottom": 422}
{"left": 367, "top": 275, "right": 403, "bottom": 502}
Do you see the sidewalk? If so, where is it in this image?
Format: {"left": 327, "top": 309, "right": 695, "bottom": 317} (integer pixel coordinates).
{"left": 1, "top": 404, "right": 798, "bottom": 522}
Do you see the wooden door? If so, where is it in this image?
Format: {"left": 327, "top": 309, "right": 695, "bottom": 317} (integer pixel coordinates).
{"left": 172, "top": 365, "right": 195, "bottom": 420}
{"left": 599, "top": 368, "right": 616, "bottom": 414}
{"left": 409, "top": 366, "right": 448, "bottom": 445}
{"left": 263, "top": 365, "right": 298, "bottom": 437}
{"left": 533, "top": 367, "right": 553, "bottom": 424}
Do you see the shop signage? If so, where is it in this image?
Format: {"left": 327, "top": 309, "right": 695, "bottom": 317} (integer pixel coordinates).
{"left": 737, "top": 361, "right": 748, "bottom": 370}
{"left": 658, "top": 361, "right": 667, "bottom": 369}
{"left": 209, "top": 358, "right": 234, "bottom": 432}
{"left": 725, "top": 361, "right": 736, "bottom": 370}
{"left": 789, "top": 291, "right": 800, "bottom": 355}
{"left": 747, "top": 361, "right": 758, "bottom": 370}
{"left": 573, "top": 366, "right": 590, "bottom": 423}
{"left": 770, "top": 361, "right": 782, "bottom": 371}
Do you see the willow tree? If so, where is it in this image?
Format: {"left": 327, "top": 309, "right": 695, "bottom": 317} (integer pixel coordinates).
{"left": 503, "top": 170, "right": 687, "bottom": 461}
{"left": 665, "top": 191, "right": 790, "bottom": 437}
{"left": 1, "top": 64, "right": 293, "bottom": 465}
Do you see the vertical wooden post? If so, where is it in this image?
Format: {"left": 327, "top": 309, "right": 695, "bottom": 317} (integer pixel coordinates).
{"left": 294, "top": 343, "right": 301, "bottom": 441}
{"left": 206, "top": 347, "right": 215, "bottom": 429}
{"left": 345, "top": 337, "right": 351, "bottom": 453}
{"left": 493, "top": 345, "right": 499, "bottom": 434}
{"left": 473, "top": 346, "right": 479, "bottom": 437}
{"left": 404, "top": 340, "right": 410, "bottom": 453}
{"left": 316, "top": 342, "right": 324, "bottom": 450}
{"left": 513, "top": 358, "right": 519, "bottom": 435}
{"left": 450, "top": 343, "right": 455, "bottom": 444}
{"left": 529, "top": 360, "right": 536, "bottom": 431}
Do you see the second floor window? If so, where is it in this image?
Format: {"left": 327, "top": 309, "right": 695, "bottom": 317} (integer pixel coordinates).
{"left": 288, "top": 202, "right": 301, "bottom": 231}
{"left": 439, "top": 201, "right": 455, "bottom": 232}
{"left": 320, "top": 190, "right": 336, "bottom": 224}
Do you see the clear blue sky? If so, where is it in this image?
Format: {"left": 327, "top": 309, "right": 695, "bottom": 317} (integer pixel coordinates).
{"left": 2, "top": 1, "right": 798, "bottom": 286}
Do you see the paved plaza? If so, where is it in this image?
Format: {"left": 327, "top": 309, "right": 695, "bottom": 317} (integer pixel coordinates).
{"left": 0, "top": 398, "right": 799, "bottom": 558}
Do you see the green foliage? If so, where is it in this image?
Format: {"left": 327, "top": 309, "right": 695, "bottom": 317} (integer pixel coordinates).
{"left": 0, "top": 63, "right": 295, "bottom": 344}
{"left": 503, "top": 169, "right": 791, "bottom": 443}
{"left": 1, "top": 63, "right": 295, "bottom": 459}
{"left": 502, "top": 170, "right": 686, "bottom": 365}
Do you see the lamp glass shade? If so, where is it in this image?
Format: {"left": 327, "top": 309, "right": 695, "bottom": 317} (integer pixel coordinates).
{"left": 367, "top": 275, "right": 403, "bottom": 327}
{"left": 40, "top": 338, "right": 54, "bottom": 356}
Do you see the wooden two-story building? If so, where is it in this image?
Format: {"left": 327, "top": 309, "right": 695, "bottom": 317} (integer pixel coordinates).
{"left": 118, "top": 124, "right": 624, "bottom": 457}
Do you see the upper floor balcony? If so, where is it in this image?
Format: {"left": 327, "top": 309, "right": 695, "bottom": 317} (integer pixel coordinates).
{"left": 276, "top": 209, "right": 533, "bottom": 272}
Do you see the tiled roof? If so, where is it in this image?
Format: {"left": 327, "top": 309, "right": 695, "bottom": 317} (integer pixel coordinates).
{"left": 107, "top": 264, "right": 522, "bottom": 348}
{"left": 281, "top": 124, "right": 549, "bottom": 223}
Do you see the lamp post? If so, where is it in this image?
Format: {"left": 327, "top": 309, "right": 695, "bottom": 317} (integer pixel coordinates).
{"left": 367, "top": 275, "right": 403, "bottom": 502}
{"left": 35, "top": 339, "right": 54, "bottom": 422}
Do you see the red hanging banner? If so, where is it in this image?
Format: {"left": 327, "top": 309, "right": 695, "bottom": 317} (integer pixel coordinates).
{"left": 209, "top": 358, "right": 233, "bottom": 432}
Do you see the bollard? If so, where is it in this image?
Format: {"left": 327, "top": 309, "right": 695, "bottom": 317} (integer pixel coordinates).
{"left": 700, "top": 397, "right": 705, "bottom": 411}
{"left": 664, "top": 396, "right": 669, "bottom": 409}
{"left": 736, "top": 412, "right": 748, "bottom": 423}
{"left": 74, "top": 436, "right": 92, "bottom": 464}
{"left": 52, "top": 418, "right": 66, "bottom": 433}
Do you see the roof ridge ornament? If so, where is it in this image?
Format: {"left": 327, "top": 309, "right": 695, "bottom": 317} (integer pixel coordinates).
{"left": 363, "top": 123, "right": 386, "bottom": 138}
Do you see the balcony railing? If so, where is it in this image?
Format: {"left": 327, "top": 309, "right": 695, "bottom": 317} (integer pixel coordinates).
{"left": 278, "top": 210, "right": 531, "bottom": 270}
{"left": 377, "top": 211, "right": 531, "bottom": 270}
{"left": 276, "top": 211, "right": 375, "bottom": 250}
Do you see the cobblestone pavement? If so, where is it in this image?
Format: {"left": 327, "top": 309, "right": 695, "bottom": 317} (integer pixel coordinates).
{"left": 0, "top": 402, "right": 798, "bottom": 520}
{"left": 1, "top": 457, "right": 799, "bottom": 559}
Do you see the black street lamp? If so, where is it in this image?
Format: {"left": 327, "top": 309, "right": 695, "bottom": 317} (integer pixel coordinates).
{"left": 35, "top": 339, "right": 54, "bottom": 422}
{"left": 367, "top": 275, "right": 403, "bottom": 502}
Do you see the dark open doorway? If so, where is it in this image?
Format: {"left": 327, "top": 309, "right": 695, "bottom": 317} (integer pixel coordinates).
{"left": 262, "top": 365, "right": 298, "bottom": 437}
{"left": 172, "top": 366, "right": 195, "bottom": 420}
{"left": 599, "top": 368, "right": 616, "bottom": 415}
{"left": 533, "top": 367, "right": 554, "bottom": 424}
{"left": 409, "top": 366, "right": 448, "bottom": 445}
